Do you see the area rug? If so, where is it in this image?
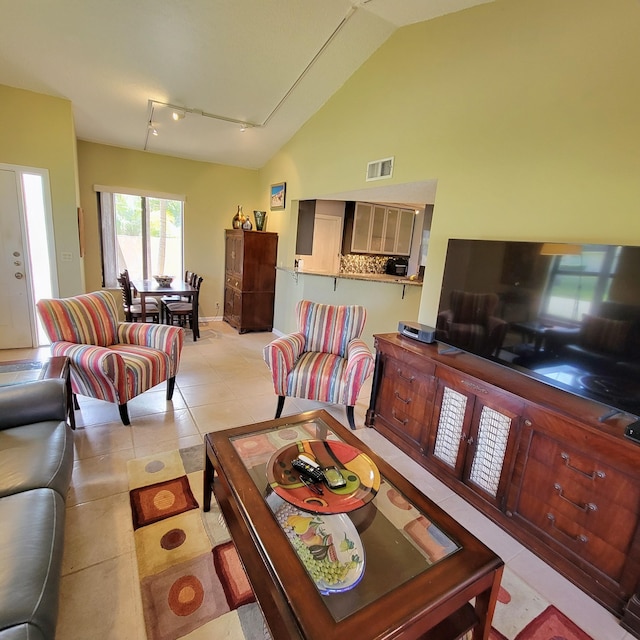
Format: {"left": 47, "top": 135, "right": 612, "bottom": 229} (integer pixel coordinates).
{"left": 127, "top": 445, "right": 594, "bottom": 640}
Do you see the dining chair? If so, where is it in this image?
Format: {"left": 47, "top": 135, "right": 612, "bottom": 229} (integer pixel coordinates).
{"left": 160, "top": 270, "right": 196, "bottom": 312}
{"left": 162, "top": 276, "right": 203, "bottom": 341}
{"left": 263, "top": 300, "right": 374, "bottom": 429}
{"left": 119, "top": 269, "right": 159, "bottom": 310}
{"left": 36, "top": 290, "right": 184, "bottom": 425}
{"left": 117, "top": 274, "right": 160, "bottom": 323}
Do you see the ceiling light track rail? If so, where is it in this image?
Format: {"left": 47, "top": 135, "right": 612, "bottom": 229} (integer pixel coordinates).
{"left": 144, "top": 2, "right": 361, "bottom": 148}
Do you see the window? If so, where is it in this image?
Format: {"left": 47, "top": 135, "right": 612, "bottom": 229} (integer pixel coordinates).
{"left": 540, "top": 245, "right": 620, "bottom": 322}
{"left": 98, "top": 188, "right": 184, "bottom": 287}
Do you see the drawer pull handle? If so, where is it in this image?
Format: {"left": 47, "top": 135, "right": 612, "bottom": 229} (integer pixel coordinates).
{"left": 396, "top": 369, "right": 415, "bottom": 383}
{"left": 560, "top": 453, "right": 606, "bottom": 480}
{"left": 394, "top": 391, "right": 412, "bottom": 405}
{"left": 553, "top": 484, "right": 598, "bottom": 512}
{"left": 391, "top": 410, "right": 409, "bottom": 425}
{"left": 546, "top": 513, "right": 588, "bottom": 544}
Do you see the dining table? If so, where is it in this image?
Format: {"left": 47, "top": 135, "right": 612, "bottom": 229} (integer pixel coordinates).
{"left": 131, "top": 277, "right": 200, "bottom": 340}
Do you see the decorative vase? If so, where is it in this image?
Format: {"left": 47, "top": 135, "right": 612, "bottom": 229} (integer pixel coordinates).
{"left": 242, "top": 214, "right": 253, "bottom": 230}
{"left": 232, "top": 205, "right": 244, "bottom": 229}
{"left": 254, "top": 210, "right": 266, "bottom": 231}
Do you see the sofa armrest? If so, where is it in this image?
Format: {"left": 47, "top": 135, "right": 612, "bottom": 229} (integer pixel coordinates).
{"left": 0, "top": 378, "right": 67, "bottom": 430}
{"left": 263, "top": 333, "right": 306, "bottom": 395}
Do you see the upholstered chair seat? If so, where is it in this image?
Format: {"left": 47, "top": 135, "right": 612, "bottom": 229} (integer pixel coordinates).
{"left": 37, "top": 291, "right": 184, "bottom": 425}
{"left": 263, "top": 300, "right": 374, "bottom": 429}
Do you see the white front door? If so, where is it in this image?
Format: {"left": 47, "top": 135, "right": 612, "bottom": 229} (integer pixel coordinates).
{"left": 0, "top": 169, "right": 35, "bottom": 348}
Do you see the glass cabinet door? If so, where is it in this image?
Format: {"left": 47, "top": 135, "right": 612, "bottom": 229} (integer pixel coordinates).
{"left": 352, "top": 202, "right": 372, "bottom": 252}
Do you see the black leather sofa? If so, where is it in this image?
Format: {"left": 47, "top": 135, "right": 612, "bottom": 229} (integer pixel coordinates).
{"left": 0, "top": 378, "right": 74, "bottom": 640}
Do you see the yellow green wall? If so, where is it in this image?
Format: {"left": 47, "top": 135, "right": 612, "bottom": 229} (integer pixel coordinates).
{"left": 259, "top": 0, "right": 640, "bottom": 334}
{"left": 0, "top": 85, "right": 82, "bottom": 296}
{"left": 76, "top": 141, "right": 260, "bottom": 318}
{"left": 5, "top": 0, "right": 640, "bottom": 339}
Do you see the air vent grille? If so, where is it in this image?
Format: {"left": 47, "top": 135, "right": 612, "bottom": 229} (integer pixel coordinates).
{"left": 366, "top": 156, "right": 394, "bottom": 181}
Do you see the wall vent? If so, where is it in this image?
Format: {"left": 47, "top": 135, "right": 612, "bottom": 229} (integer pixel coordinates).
{"left": 366, "top": 156, "right": 394, "bottom": 181}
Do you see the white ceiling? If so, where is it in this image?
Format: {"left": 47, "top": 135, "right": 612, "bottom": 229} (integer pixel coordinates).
{"left": 1, "top": 0, "right": 491, "bottom": 171}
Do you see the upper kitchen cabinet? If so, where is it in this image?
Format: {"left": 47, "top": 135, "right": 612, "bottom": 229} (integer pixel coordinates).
{"left": 351, "top": 202, "right": 415, "bottom": 255}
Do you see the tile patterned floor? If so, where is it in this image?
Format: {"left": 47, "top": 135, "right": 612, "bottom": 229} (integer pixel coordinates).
{"left": 1, "top": 321, "right": 633, "bottom": 639}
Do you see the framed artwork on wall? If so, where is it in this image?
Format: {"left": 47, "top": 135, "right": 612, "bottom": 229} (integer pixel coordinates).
{"left": 270, "top": 182, "right": 286, "bottom": 211}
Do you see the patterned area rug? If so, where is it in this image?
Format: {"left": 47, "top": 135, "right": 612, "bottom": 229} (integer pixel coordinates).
{"left": 127, "top": 445, "right": 595, "bottom": 640}
{"left": 127, "top": 445, "right": 269, "bottom": 640}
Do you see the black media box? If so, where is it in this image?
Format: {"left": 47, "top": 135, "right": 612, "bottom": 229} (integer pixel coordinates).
{"left": 398, "top": 321, "right": 436, "bottom": 344}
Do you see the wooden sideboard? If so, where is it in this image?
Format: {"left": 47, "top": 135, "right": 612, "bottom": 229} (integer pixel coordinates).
{"left": 366, "top": 332, "right": 640, "bottom": 631}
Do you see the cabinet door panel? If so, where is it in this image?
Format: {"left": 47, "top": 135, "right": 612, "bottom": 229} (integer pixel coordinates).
{"left": 370, "top": 205, "right": 386, "bottom": 253}
{"left": 383, "top": 208, "right": 399, "bottom": 253}
{"left": 464, "top": 391, "right": 522, "bottom": 504}
{"left": 352, "top": 203, "right": 372, "bottom": 252}
{"left": 396, "top": 209, "right": 415, "bottom": 255}
{"left": 430, "top": 384, "right": 471, "bottom": 473}
{"left": 225, "top": 233, "right": 243, "bottom": 275}
{"left": 466, "top": 405, "right": 513, "bottom": 498}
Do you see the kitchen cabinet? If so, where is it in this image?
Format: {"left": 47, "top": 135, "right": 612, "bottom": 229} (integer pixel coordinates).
{"left": 366, "top": 332, "right": 640, "bottom": 624}
{"left": 351, "top": 202, "right": 414, "bottom": 255}
{"left": 223, "top": 229, "right": 278, "bottom": 333}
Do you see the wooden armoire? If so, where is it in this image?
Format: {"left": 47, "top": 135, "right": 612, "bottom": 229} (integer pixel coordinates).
{"left": 223, "top": 229, "right": 278, "bottom": 333}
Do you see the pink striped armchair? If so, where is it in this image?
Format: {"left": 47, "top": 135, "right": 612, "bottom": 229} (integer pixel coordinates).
{"left": 263, "top": 300, "right": 374, "bottom": 429}
{"left": 37, "top": 291, "right": 184, "bottom": 425}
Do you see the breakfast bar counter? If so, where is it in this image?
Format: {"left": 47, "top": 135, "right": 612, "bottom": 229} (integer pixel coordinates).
{"left": 277, "top": 267, "right": 423, "bottom": 286}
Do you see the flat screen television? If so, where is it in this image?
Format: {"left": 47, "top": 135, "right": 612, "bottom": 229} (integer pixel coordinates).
{"left": 436, "top": 239, "right": 640, "bottom": 418}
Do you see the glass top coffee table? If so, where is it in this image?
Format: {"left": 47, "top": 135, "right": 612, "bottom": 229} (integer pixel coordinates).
{"left": 204, "top": 410, "right": 503, "bottom": 640}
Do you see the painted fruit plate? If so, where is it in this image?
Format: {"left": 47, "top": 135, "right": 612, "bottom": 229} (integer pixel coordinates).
{"left": 266, "top": 439, "right": 380, "bottom": 514}
{"left": 274, "top": 499, "right": 365, "bottom": 595}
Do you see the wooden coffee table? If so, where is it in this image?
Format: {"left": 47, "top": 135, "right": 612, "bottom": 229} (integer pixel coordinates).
{"left": 204, "top": 410, "right": 503, "bottom": 640}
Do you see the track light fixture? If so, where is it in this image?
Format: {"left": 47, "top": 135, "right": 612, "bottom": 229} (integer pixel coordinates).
{"left": 144, "top": 3, "right": 364, "bottom": 151}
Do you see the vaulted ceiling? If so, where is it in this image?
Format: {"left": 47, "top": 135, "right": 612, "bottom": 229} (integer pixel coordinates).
{"left": 1, "top": 0, "right": 491, "bottom": 170}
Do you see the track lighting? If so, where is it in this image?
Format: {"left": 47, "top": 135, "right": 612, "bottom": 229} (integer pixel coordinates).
{"left": 171, "top": 109, "right": 186, "bottom": 121}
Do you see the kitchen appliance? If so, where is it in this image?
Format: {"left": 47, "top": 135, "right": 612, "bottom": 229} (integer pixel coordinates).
{"left": 385, "top": 257, "right": 408, "bottom": 276}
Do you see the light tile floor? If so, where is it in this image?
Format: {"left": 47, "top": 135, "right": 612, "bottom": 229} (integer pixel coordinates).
{"left": 1, "top": 321, "right": 633, "bottom": 639}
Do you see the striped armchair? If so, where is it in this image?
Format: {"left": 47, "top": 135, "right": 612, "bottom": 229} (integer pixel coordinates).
{"left": 263, "top": 300, "right": 374, "bottom": 429}
{"left": 36, "top": 291, "right": 184, "bottom": 425}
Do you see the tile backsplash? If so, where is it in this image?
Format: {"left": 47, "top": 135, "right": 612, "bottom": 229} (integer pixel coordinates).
{"left": 340, "top": 254, "right": 388, "bottom": 274}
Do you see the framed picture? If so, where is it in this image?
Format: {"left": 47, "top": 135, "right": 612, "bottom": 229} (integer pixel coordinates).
{"left": 270, "top": 182, "right": 286, "bottom": 211}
